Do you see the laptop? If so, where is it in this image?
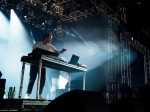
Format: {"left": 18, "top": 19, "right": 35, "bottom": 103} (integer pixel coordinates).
{"left": 32, "top": 47, "right": 59, "bottom": 57}
{"left": 69, "top": 54, "right": 80, "bottom": 65}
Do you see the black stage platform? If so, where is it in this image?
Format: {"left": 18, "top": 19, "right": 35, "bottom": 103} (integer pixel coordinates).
{"left": 0, "top": 99, "right": 51, "bottom": 111}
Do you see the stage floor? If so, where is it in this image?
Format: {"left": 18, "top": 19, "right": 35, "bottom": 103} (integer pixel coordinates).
{"left": 0, "top": 99, "right": 51, "bottom": 111}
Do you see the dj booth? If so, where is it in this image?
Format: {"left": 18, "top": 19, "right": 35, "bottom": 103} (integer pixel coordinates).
{"left": 18, "top": 48, "right": 87, "bottom": 99}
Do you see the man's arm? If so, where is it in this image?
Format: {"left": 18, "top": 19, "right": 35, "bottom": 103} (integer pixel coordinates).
{"left": 54, "top": 48, "right": 67, "bottom": 54}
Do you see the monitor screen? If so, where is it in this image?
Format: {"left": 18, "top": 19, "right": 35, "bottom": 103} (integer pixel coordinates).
{"left": 69, "top": 54, "right": 79, "bottom": 65}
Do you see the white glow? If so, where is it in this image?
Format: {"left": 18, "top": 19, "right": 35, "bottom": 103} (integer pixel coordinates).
{"left": 0, "top": 11, "right": 10, "bottom": 71}
{"left": 7, "top": 9, "right": 32, "bottom": 65}
{"left": 58, "top": 71, "right": 69, "bottom": 89}
{"left": 9, "top": 9, "right": 32, "bottom": 50}
{"left": 63, "top": 28, "right": 121, "bottom": 71}
{"left": 0, "top": 11, "right": 9, "bottom": 39}
{"left": 131, "top": 37, "right": 134, "bottom": 40}
{"left": 0, "top": 10, "right": 32, "bottom": 98}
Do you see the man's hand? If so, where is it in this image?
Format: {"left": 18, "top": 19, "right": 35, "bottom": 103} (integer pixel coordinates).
{"left": 61, "top": 48, "right": 67, "bottom": 53}
{"left": 55, "top": 48, "right": 67, "bottom": 54}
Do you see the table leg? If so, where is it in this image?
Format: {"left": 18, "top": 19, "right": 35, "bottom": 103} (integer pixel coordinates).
{"left": 18, "top": 62, "right": 25, "bottom": 99}
{"left": 36, "top": 59, "right": 42, "bottom": 99}
{"left": 68, "top": 73, "right": 71, "bottom": 91}
{"left": 83, "top": 72, "right": 86, "bottom": 90}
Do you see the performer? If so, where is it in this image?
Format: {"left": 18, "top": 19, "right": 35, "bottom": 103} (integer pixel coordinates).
{"left": 24, "top": 32, "right": 67, "bottom": 99}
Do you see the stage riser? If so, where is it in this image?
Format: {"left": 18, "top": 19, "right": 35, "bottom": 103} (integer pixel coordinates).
{"left": 0, "top": 99, "right": 51, "bottom": 111}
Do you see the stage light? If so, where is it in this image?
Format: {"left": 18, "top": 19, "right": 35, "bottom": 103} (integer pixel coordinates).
{"left": 131, "top": 37, "right": 134, "bottom": 40}
{"left": 5, "top": 8, "right": 32, "bottom": 98}
{"left": 1, "top": 9, "right": 31, "bottom": 99}
{"left": 137, "top": 2, "right": 141, "bottom": 4}
{"left": 0, "top": 11, "right": 9, "bottom": 40}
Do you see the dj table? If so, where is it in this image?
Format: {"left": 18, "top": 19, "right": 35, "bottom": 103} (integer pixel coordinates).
{"left": 18, "top": 53, "right": 87, "bottom": 99}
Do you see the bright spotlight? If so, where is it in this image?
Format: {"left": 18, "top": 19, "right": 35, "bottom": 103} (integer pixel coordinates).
{"left": 131, "top": 37, "right": 134, "bottom": 40}
{"left": 9, "top": 9, "right": 32, "bottom": 63}
{"left": 0, "top": 9, "right": 33, "bottom": 98}
{"left": 0, "top": 11, "right": 9, "bottom": 39}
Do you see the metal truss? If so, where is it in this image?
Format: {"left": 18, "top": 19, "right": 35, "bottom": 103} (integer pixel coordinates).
{"left": 0, "top": 0, "right": 127, "bottom": 24}
{"left": 121, "top": 32, "right": 150, "bottom": 85}
{"left": 127, "top": 33, "right": 150, "bottom": 85}
{"left": 107, "top": 15, "right": 120, "bottom": 103}
{"left": 129, "top": 39, "right": 149, "bottom": 56}
{"left": 60, "top": 10, "right": 93, "bottom": 23}
{"left": 144, "top": 52, "right": 150, "bottom": 84}
{"left": 120, "top": 32, "right": 131, "bottom": 87}
{"left": 90, "top": 0, "right": 127, "bottom": 23}
{"left": 57, "top": 0, "right": 72, "bottom": 8}
{"left": 59, "top": 1, "right": 107, "bottom": 23}
{"left": 48, "top": 0, "right": 127, "bottom": 23}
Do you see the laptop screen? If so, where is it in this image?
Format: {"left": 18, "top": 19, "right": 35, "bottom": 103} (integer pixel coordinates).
{"left": 69, "top": 54, "right": 79, "bottom": 65}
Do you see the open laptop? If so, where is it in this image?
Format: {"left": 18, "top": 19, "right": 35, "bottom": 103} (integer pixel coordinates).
{"left": 69, "top": 54, "right": 80, "bottom": 65}
{"left": 32, "top": 47, "right": 59, "bottom": 57}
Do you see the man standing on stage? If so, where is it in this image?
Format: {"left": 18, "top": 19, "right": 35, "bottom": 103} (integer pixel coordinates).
{"left": 24, "top": 32, "right": 67, "bottom": 99}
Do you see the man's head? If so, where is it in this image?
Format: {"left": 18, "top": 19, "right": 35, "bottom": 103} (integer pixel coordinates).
{"left": 43, "top": 32, "right": 53, "bottom": 43}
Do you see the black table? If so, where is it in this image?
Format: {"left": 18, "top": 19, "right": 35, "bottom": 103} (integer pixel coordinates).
{"left": 18, "top": 54, "right": 87, "bottom": 99}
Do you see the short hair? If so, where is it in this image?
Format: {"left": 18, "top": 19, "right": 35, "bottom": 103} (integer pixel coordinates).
{"left": 43, "top": 32, "right": 52, "bottom": 40}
